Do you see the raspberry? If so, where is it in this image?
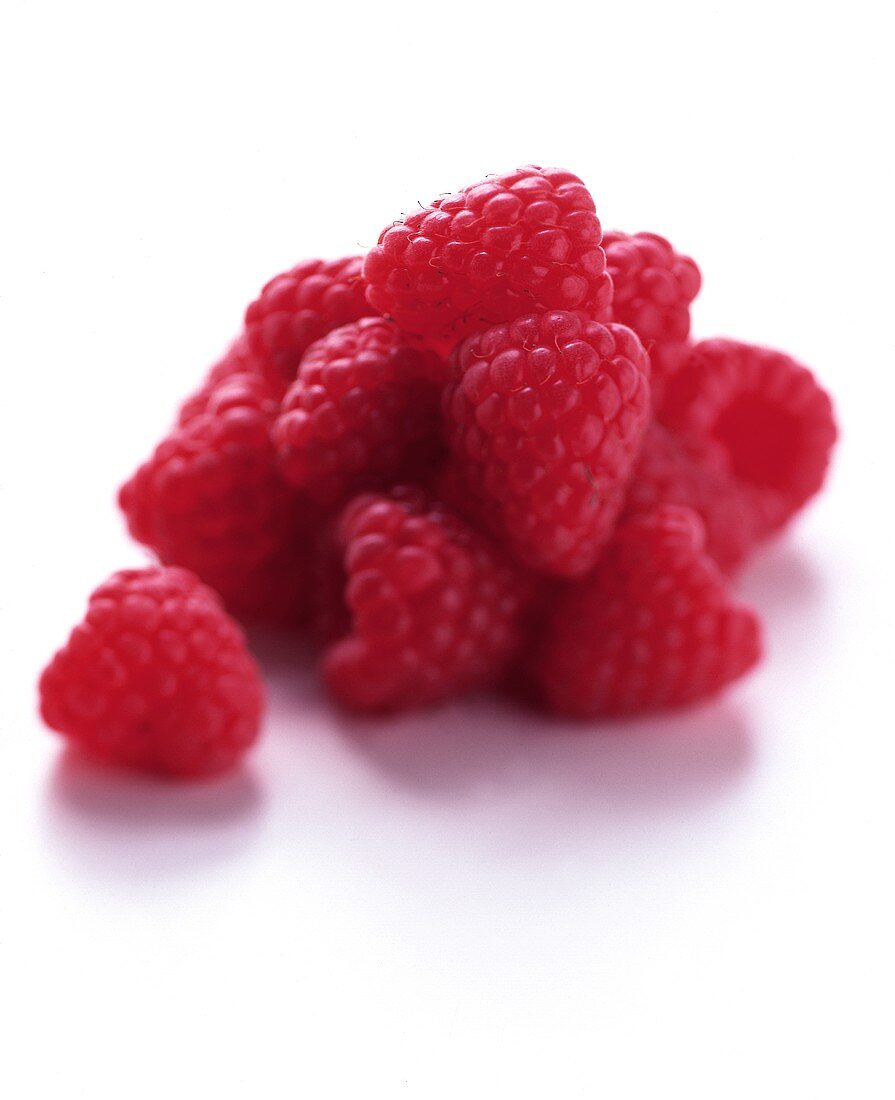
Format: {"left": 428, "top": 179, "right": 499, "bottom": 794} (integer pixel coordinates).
{"left": 273, "top": 318, "right": 446, "bottom": 508}
{"left": 442, "top": 311, "right": 651, "bottom": 577}
{"left": 624, "top": 423, "right": 764, "bottom": 571}
{"left": 176, "top": 335, "right": 261, "bottom": 426}
{"left": 534, "top": 507, "right": 762, "bottom": 716}
{"left": 659, "top": 339, "right": 837, "bottom": 537}
{"left": 603, "top": 231, "right": 701, "bottom": 402}
{"left": 363, "top": 166, "right": 612, "bottom": 346}
{"left": 244, "top": 257, "right": 375, "bottom": 392}
{"left": 38, "top": 567, "right": 264, "bottom": 777}
{"left": 120, "top": 371, "right": 314, "bottom": 625}
{"left": 320, "top": 488, "right": 530, "bottom": 712}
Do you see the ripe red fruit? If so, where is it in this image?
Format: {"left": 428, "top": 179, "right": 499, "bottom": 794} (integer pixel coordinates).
{"left": 119, "top": 371, "right": 315, "bottom": 625}
{"left": 319, "top": 488, "right": 530, "bottom": 712}
{"left": 244, "top": 257, "right": 375, "bottom": 392}
{"left": 659, "top": 339, "right": 837, "bottom": 539}
{"left": 603, "top": 230, "right": 701, "bottom": 403}
{"left": 534, "top": 507, "right": 762, "bottom": 716}
{"left": 39, "top": 567, "right": 264, "bottom": 778}
{"left": 363, "top": 166, "right": 612, "bottom": 346}
{"left": 274, "top": 318, "right": 446, "bottom": 508}
{"left": 624, "top": 423, "right": 764, "bottom": 571}
{"left": 442, "top": 311, "right": 651, "bottom": 577}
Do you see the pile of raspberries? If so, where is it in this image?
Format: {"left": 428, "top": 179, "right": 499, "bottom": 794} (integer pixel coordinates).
{"left": 39, "top": 166, "right": 837, "bottom": 779}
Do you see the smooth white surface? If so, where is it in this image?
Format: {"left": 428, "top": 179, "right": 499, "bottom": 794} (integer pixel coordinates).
{"left": 2, "top": 2, "right": 893, "bottom": 1096}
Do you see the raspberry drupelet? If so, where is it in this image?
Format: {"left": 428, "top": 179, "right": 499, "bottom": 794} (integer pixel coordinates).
{"left": 245, "top": 256, "right": 375, "bottom": 393}
{"left": 120, "top": 370, "right": 315, "bottom": 626}
{"left": 442, "top": 310, "right": 651, "bottom": 577}
{"left": 319, "top": 488, "right": 531, "bottom": 713}
{"left": 274, "top": 318, "right": 447, "bottom": 509}
{"left": 39, "top": 567, "right": 265, "bottom": 777}
{"left": 603, "top": 231, "right": 701, "bottom": 404}
{"left": 534, "top": 507, "right": 762, "bottom": 717}
{"left": 363, "top": 166, "right": 612, "bottom": 347}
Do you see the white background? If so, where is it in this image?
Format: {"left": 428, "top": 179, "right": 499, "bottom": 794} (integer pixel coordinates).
{"left": 2, "top": 2, "right": 893, "bottom": 1096}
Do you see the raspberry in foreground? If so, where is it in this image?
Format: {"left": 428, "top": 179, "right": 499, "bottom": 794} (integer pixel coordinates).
{"left": 603, "top": 231, "right": 701, "bottom": 402}
{"left": 363, "top": 166, "right": 612, "bottom": 346}
{"left": 659, "top": 339, "right": 837, "bottom": 538}
{"left": 274, "top": 318, "right": 446, "bottom": 508}
{"left": 442, "top": 311, "right": 651, "bottom": 577}
{"left": 534, "top": 507, "right": 762, "bottom": 716}
{"left": 245, "top": 256, "right": 374, "bottom": 392}
{"left": 319, "top": 488, "right": 530, "bottom": 712}
{"left": 39, "top": 567, "right": 264, "bottom": 777}
{"left": 120, "top": 370, "right": 315, "bottom": 625}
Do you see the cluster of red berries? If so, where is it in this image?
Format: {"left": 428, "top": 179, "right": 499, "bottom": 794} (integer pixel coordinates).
{"left": 39, "top": 166, "right": 837, "bottom": 778}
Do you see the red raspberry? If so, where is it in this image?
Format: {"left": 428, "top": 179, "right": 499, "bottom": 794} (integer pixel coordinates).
{"left": 320, "top": 488, "right": 530, "bottom": 712}
{"left": 659, "top": 339, "right": 837, "bottom": 538}
{"left": 38, "top": 567, "right": 264, "bottom": 778}
{"left": 534, "top": 507, "right": 762, "bottom": 716}
{"left": 603, "top": 231, "right": 701, "bottom": 402}
{"left": 363, "top": 166, "right": 612, "bottom": 346}
{"left": 244, "top": 257, "right": 375, "bottom": 392}
{"left": 624, "top": 423, "right": 764, "bottom": 571}
{"left": 442, "top": 311, "right": 651, "bottom": 577}
{"left": 273, "top": 318, "right": 446, "bottom": 508}
{"left": 120, "top": 371, "right": 314, "bottom": 625}
{"left": 176, "top": 335, "right": 262, "bottom": 426}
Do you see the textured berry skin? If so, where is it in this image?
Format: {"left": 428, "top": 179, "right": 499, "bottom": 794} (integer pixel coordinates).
{"left": 177, "top": 335, "right": 262, "bottom": 426}
{"left": 442, "top": 311, "right": 651, "bottom": 577}
{"left": 363, "top": 166, "right": 612, "bottom": 346}
{"left": 534, "top": 507, "right": 762, "bottom": 716}
{"left": 659, "top": 339, "right": 837, "bottom": 538}
{"left": 320, "top": 488, "right": 530, "bottom": 712}
{"left": 274, "top": 318, "right": 446, "bottom": 508}
{"left": 39, "top": 567, "right": 264, "bottom": 778}
{"left": 624, "top": 423, "right": 764, "bottom": 571}
{"left": 245, "top": 257, "right": 375, "bottom": 392}
{"left": 120, "top": 372, "right": 314, "bottom": 625}
{"left": 603, "top": 231, "right": 701, "bottom": 402}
